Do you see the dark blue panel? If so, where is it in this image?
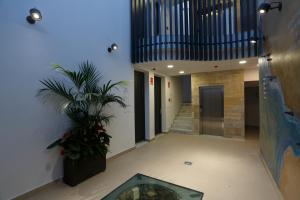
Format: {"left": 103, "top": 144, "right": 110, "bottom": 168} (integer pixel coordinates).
{"left": 153, "top": 0, "right": 158, "bottom": 60}
{"left": 203, "top": 0, "right": 207, "bottom": 60}
{"left": 180, "top": 0, "right": 184, "bottom": 59}
{"left": 164, "top": 0, "right": 168, "bottom": 59}
{"left": 148, "top": 0, "right": 153, "bottom": 61}
{"left": 158, "top": 0, "right": 162, "bottom": 60}
{"left": 212, "top": 0, "right": 218, "bottom": 60}
{"left": 208, "top": 0, "right": 212, "bottom": 60}
{"left": 184, "top": 0, "right": 189, "bottom": 59}
{"left": 223, "top": 0, "right": 228, "bottom": 60}
{"left": 234, "top": 0, "right": 239, "bottom": 58}
{"left": 168, "top": 0, "right": 173, "bottom": 59}
{"left": 229, "top": 0, "right": 233, "bottom": 59}
{"left": 218, "top": 0, "right": 222, "bottom": 60}
{"left": 175, "top": 0, "right": 179, "bottom": 59}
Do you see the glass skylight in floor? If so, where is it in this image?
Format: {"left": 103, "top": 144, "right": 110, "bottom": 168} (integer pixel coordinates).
{"left": 102, "top": 174, "right": 204, "bottom": 200}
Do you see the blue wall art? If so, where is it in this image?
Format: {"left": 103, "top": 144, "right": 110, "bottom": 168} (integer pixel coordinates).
{"left": 260, "top": 59, "right": 300, "bottom": 184}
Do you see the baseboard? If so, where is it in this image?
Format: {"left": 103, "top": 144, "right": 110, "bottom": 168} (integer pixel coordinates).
{"left": 259, "top": 152, "right": 285, "bottom": 200}
{"left": 12, "top": 146, "right": 136, "bottom": 200}
{"left": 107, "top": 147, "right": 136, "bottom": 161}
{"left": 12, "top": 179, "right": 62, "bottom": 200}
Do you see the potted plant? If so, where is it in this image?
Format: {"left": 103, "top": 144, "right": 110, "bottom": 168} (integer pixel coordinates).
{"left": 38, "top": 61, "right": 126, "bottom": 186}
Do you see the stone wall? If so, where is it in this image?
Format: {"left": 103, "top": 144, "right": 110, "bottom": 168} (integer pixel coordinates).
{"left": 191, "top": 70, "right": 245, "bottom": 137}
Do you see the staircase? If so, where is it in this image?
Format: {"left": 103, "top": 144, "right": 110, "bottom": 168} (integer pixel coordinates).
{"left": 170, "top": 104, "right": 193, "bottom": 133}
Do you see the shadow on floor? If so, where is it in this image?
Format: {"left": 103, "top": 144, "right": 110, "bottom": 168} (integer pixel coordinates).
{"left": 245, "top": 126, "right": 260, "bottom": 141}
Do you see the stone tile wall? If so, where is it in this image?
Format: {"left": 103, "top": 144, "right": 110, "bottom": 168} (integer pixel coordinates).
{"left": 191, "top": 70, "right": 245, "bottom": 137}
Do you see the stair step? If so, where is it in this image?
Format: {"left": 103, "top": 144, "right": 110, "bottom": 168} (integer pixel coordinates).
{"left": 173, "top": 119, "right": 193, "bottom": 124}
{"left": 177, "top": 114, "right": 192, "bottom": 117}
{"left": 180, "top": 107, "right": 192, "bottom": 109}
{"left": 170, "top": 103, "right": 193, "bottom": 134}
{"left": 170, "top": 128, "right": 193, "bottom": 133}
{"left": 179, "top": 110, "right": 192, "bottom": 113}
{"left": 172, "top": 124, "right": 193, "bottom": 130}
{"left": 175, "top": 116, "right": 193, "bottom": 121}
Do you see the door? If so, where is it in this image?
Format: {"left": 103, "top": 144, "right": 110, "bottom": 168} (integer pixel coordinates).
{"left": 154, "top": 76, "right": 162, "bottom": 135}
{"left": 200, "top": 86, "right": 224, "bottom": 136}
{"left": 134, "top": 71, "right": 145, "bottom": 143}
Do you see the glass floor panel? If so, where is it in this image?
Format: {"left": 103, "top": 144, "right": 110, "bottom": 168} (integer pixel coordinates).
{"left": 102, "top": 174, "right": 204, "bottom": 200}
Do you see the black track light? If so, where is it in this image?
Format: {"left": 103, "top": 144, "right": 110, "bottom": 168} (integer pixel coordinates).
{"left": 108, "top": 43, "right": 118, "bottom": 53}
{"left": 26, "top": 8, "right": 42, "bottom": 24}
{"left": 258, "top": 2, "right": 282, "bottom": 15}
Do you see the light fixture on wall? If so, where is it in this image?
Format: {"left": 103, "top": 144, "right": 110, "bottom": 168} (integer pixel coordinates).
{"left": 261, "top": 53, "right": 272, "bottom": 61}
{"left": 26, "top": 8, "right": 42, "bottom": 24}
{"left": 107, "top": 43, "right": 118, "bottom": 53}
{"left": 258, "top": 2, "right": 282, "bottom": 15}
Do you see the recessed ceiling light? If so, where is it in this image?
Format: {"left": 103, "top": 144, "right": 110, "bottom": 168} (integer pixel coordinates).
{"left": 239, "top": 60, "right": 247, "bottom": 64}
{"left": 179, "top": 71, "right": 185, "bottom": 74}
{"left": 167, "top": 65, "right": 174, "bottom": 69}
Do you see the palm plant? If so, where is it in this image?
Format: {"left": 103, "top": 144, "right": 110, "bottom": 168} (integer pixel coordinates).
{"left": 38, "top": 61, "right": 126, "bottom": 160}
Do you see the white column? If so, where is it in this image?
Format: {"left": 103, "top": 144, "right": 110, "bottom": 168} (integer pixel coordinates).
{"left": 161, "top": 77, "right": 168, "bottom": 132}
{"left": 144, "top": 71, "right": 155, "bottom": 140}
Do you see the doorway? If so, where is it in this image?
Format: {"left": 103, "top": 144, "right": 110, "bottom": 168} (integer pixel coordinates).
{"left": 200, "top": 86, "right": 224, "bottom": 136}
{"left": 134, "top": 71, "right": 145, "bottom": 143}
{"left": 154, "top": 76, "right": 162, "bottom": 135}
{"left": 245, "top": 81, "right": 260, "bottom": 140}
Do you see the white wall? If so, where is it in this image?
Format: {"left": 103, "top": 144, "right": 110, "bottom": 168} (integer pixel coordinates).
{"left": 244, "top": 68, "right": 259, "bottom": 81}
{"left": 137, "top": 68, "right": 183, "bottom": 136}
{"left": 162, "top": 76, "right": 183, "bottom": 132}
{"left": 0, "top": 0, "right": 135, "bottom": 199}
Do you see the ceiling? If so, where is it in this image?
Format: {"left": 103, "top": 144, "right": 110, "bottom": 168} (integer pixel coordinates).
{"left": 134, "top": 57, "right": 259, "bottom": 76}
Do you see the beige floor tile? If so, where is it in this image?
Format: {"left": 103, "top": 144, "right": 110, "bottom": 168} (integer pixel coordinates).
{"left": 16, "top": 133, "right": 281, "bottom": 200}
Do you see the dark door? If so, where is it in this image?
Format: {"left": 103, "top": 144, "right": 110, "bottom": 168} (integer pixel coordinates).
{"left": 134, "top": 71, "right": 145, "bottom": 143}
{"left": 154, "top": 76, "right": 162, "bottom": 135}
{"left": 200, "top": 86, "right": 224, "bottom": 136}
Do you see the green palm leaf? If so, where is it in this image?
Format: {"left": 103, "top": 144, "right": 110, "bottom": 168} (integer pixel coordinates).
{"left": 38, "top": 61, "right": 127, "bottom": 160}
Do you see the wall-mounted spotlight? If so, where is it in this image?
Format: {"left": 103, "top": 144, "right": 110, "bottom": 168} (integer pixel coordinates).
{"left": 108, "top": 43, "right": 118, "bottom": 53}
{"left": 262, "top": 53, "right": 272, "bottom": 57}
{"left": 262, "top": 53, "right": 273, "bottom": 61}
{"left": 264, "top": 75, "right": 276, "bottom": 81}
{"left": 26, "top": 8, "right": 42, "bottom": 24}
{"left": 258, "top": 2, "right": 282, "bottom": 15}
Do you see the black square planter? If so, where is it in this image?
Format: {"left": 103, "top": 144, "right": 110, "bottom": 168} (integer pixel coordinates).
{"left": 63, "top": 156, "right": 106, "bottom": 186}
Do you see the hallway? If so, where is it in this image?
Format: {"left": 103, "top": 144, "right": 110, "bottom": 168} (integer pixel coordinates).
{"left": 17, "top": 133, "right": 281, "bottom": 200}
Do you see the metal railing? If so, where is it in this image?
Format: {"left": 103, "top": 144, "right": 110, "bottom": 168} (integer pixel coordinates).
{"left": 131, "top": 0, "right": 259, "bottom": 63}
